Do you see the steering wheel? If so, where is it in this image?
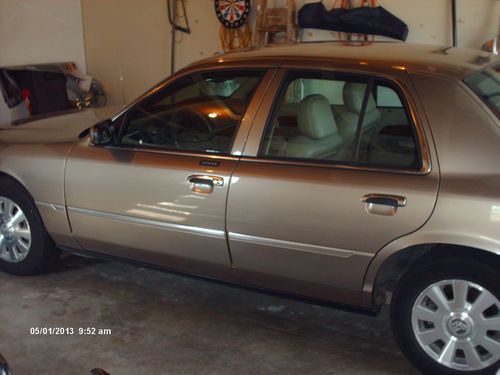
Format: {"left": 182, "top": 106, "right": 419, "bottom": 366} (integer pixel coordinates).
{"left": 122, "top": 108, "right": 216, "bottom": 148}
{"left": 169, "top": 109, "right": 215, "bottom": 144}
{"left": 123, "top": 117, "right": 181, "bottom": 148}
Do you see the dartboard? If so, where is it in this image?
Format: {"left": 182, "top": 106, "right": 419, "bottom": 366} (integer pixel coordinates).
{"left": 215, "top": 0, "right": 250, "bottom": 29}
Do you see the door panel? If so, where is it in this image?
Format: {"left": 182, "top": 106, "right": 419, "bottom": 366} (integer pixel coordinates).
{"left": 65, "top": 68, "right": 270, "bottom": 278}
{"left": 66, "top": 141, "right": 237, "bottom": 276}
{"left": 227, "top": 162, "right": 438, "bottom": 304}
{"left": 226, "top": 67, "right": 439, "bottom": 305}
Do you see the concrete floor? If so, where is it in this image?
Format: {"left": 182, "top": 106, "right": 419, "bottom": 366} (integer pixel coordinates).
{"left": 0, "top": 254, "right": 420, "bottom": 375}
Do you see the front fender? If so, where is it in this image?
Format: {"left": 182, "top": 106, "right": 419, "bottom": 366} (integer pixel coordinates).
{"left": 0, "top": 142, "right": 79, "bottom": 248}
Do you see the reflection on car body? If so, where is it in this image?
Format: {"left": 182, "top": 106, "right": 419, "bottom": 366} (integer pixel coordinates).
{"left": 0, "top": 43, "right": 499, "bottom": 375}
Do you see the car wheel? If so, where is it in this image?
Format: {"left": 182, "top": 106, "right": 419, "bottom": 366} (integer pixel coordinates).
{"left": 0, "top": 178, "right": 60, "bottom": 275}
{"left": 391, "top": 257, "right": 500, "bottom": 375}
{"left": 0, "top": 352, "right": 12, "bottom": 375}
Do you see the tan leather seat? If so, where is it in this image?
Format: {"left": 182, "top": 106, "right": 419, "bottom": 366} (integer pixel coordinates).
{"left": 285, "top": 94, "right": 343, "bottom": 159}
{"left": 336, "top": 82, "right": 381, "bottom": 144}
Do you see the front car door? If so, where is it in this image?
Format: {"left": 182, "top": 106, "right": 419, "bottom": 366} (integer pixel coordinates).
{"left": 65, "top": 67, "right": 274, "bottom": 278}
{"left": 226, "top": 64, "right": 439, "bottom": 306}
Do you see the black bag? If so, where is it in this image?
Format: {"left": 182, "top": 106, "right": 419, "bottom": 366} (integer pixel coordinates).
{"left": 298, "top": 2, "right": 409, "bottom": 41}
{"left": 13, "top": 70, "right": 71, "bottom": 115}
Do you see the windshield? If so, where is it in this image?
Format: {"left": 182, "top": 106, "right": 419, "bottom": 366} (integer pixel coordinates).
{"left": 464, "top": 62, "right": 500, "bottom": 119}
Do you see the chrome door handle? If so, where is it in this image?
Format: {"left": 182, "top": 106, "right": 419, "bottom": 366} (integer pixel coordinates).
{"left": 362, "top": 194, "right": 407, "bottom": 207}
{"left": 187, "top": 175, "right": 224, "bottom": 194}
{"left": 362, "top": 194, "right": 407, "bottom": 216}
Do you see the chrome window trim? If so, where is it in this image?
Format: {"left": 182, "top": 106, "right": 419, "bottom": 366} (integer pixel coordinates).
{"left": 236, "top": 156, "right": 428, "bottom": 175}
{"left": 230, "top": 69, "right": 279, "bottom": 156}
{"left": 229, "top": 232, "right": 373, "bottom": 259}
{"left": 110, "top": 64, "right": 274, "bottom": 121}
{"left": 68, "top": 207, "right": 225, "bottom": 239}
{"left": 103, "top": 144, "right": 240, "bottom": 161}
{"left": 106, "top": 67, "right": 276, "bottom": 158}
{"left": 242, "top": 64, "right": 432, "bottom": 176}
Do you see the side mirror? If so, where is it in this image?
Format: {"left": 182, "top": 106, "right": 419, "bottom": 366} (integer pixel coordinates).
{"left": 0, "top": 353, "right": 12, "bottom": 375}
{"left": 90, "top": 119, "right": 115, "bottom": 146}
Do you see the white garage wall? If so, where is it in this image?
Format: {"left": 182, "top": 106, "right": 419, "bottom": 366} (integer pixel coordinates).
{"left": 80, "top": 0, "right": 222, "bottom": 108}
{"left": 81, "top": 0, "right": 172, "bottom": 109}
{"left": 458, "top": 0, "right": 500, "bottom": 49}
{"left": 298, "top": 0, "right": 499, "bottom": 47}
{"left": 0, "top": 0, "right": 86, "bottom": 124}
{"left": 82, "top": 0, "right": 499, "bottom": 108}
{"left": 0, "top": 0, "right": 498, "bottom": 123}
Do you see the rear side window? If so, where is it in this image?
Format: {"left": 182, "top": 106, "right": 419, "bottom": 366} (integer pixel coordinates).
{"left": 260, "top": 71, "right": 422, "bottom": 170}
{"left": 464, "top": 62, "right": 500, "bottom": 119}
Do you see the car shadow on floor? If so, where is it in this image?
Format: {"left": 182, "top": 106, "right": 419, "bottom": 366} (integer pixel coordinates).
{"left": 37, "top": 253, "right": 420, "bottom": 374}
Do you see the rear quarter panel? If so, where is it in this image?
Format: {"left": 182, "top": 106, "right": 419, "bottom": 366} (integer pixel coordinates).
{"left": 363, "top": 73, "right": 500, "bottom": 306}
{"left": 409, "top": 73, "right": 500, "bottom": 253}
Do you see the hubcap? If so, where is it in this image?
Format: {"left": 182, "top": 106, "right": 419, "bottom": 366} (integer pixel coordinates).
{"left": 0, "top": 197, "right": 31, "bottom": 263}
{"left": 412, "top": 279, "right": 500, "bottom": 371}
{"left": 446, "top": 312, "right": 473, "bottom": 338}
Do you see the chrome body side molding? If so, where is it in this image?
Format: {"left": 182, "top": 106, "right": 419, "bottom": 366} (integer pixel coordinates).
{"left": 67, "top": 207, "right": 225, "bottom": 239}
{"left": 229, "top": 232, "right": 373, "bottom": 259}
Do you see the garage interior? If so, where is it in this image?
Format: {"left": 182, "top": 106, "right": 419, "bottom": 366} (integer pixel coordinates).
{"left": 1, "top": 255, "right": 419, "bottom": 374}
{"left": 0, "top": 0, "right": 499, "bottom": 374}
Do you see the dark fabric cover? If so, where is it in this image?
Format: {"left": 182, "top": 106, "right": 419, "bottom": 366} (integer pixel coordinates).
{"left": 12, "top": 70, "right": 71, "bottom": 115}
{"left": 298, "top": 2, "right": 408, "bottom": 41}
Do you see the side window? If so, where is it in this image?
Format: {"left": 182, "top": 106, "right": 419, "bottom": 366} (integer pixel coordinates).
{"left": 260, "top": 71, "right": 421, "bottom": 170}
{"left": 119, "top": 70, "right": 264, "bottom": 154}
{"left": 376, "top": 85, "right": 403, "bottom": 108}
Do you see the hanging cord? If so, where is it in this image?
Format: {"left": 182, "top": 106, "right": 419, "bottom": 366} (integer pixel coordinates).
{"left": 216, "top": 0, "right": 252, "bottom": 51}
{"left": 167, "top": 0, "right": 191, "bottom": 34}
{"left": 167, "top": 0, "right": 190, "bottom": 74}
{"left": 360, "top": 0, "right": 378, "bottom": 7}
{"left": 333, "top": 0, "right": 377, "bottom": 45}
{"left": 220, "top": 22, "right": 252, "bottom": 51}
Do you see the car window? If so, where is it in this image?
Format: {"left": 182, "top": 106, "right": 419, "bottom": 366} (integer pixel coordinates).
{"left": 464, "top": 62, "right": 500, "bottom": 119}
{"left": 119, "top": 70, "right": 264, "bottom": 154}
{"left": 376, "top": 85, "right": 403, "bottom": 108}
{"left": 260, "top": 71, "right": 421, "bottom": 170}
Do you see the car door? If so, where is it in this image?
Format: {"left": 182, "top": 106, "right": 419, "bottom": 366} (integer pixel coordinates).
{"left": 226, "top": 67, "right": 439, "bottom": 305}
{"left": 65, "top": 68, "right": 273, "bottom": 278}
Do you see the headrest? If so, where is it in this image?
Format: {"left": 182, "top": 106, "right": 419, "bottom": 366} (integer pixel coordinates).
{"left": 343, "top": 82, "right": 377, "bottom": 114}
{"left": 297, "top": 95, "right": 338, "bottom": 140}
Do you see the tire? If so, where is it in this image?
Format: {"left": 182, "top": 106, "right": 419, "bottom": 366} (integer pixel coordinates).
{"left": 0, "top": 352, "right": 12, "bottom": 375}
{"left": 0, "top": 177, "right": 60, "bottom": 275}
{"left": 391, "top": 257, "right": 500, "bottom": 375}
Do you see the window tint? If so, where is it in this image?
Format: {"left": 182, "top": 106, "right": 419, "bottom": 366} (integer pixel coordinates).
{"left": 260, "top": 71, "right": 421, "bottom": 170}
{"left": 464, "top": 62, "right": 500, "bottom": 119}
{"left": 120, "top": 70, "right": 264, "bottom": 154}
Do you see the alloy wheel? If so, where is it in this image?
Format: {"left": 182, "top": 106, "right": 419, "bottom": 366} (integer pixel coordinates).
{"left": 0, "top": 196, "right": 32, "bottom": 263}
{"left": 412, "top": 279, "right": 500, "bottom": 371}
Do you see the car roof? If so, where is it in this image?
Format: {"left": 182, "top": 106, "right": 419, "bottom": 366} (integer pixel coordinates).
{"left": 193, "top": 42, "right": 498, "bottom": 81}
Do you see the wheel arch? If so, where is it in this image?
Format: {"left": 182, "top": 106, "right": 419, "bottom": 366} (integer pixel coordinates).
{"left": 0, "top": 170, "right": 34, "bottom": 200}
{"left": 0, "top": 169, "right": 78, "bottom": 249}
{"left": 363, "top": 236, "right": 500, "bottom": 308}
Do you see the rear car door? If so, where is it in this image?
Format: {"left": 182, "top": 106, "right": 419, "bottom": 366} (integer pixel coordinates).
{"left": 226, "top": 67, "right": 439, "bottom": 305}
{"left": 65, "top": 68, "right": 273, "bottom": 277}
